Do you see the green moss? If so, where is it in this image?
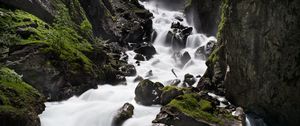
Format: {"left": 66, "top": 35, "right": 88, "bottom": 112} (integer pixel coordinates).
{"left": 208, "top": 45, "right": 223, "bottom": 64}
{"left": 0, "top": 67, "right": 44, "bottom": 113}
{"left": 217, "top": 0, "right": 229, "bottom": 39}
{"left": 80, "top": 19, "right": 92, "bottom": 32}
{"left": 167, "top": 94, "right": 222, "bottom": 124}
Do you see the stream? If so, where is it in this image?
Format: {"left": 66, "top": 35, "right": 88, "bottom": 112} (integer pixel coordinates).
{"left": 39, "top": 1, "right": 233, "bottom": 126}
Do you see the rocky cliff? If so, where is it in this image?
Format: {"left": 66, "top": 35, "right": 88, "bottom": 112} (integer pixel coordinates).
{"left": 200, "top": 0, "right": 300, "bottom": 125}
{"left": 0, "top": 0, "right": 152, "bottom": 125}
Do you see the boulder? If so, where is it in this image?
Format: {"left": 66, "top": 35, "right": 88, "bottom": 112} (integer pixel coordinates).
{"left": 184, "top": 74, "right": 196, "bottom": 86}
{"left": 134, "top": 44, "right": 156, "bottom": 59}
{"left": 160, "top": 86, "right": 184, "bottom": 105}
{"left": 180, "top": 51, "right": 191, "bottom": 66}
{"left": 134, "top": 79, "right": 164, "bottom": 106}
{"left": 112, "top": 103, "right": 134, "bottom": 126}
{"left": 134, "top": 53, "right": 146, "bottom": 61}
{"left": 119, "top": 64, "right": 136, "bottom": 76}
{"left": 153, "top": 93, "right": 243, "bottom": 126}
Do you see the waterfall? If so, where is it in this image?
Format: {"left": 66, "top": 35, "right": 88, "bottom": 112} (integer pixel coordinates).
{"left": 39, "top": 1, "right": 216, "bottom": 126}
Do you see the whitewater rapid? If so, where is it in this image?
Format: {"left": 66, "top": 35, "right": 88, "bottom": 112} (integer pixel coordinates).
{"left": 39, "top": 1, "right": 216, "bottom": 126}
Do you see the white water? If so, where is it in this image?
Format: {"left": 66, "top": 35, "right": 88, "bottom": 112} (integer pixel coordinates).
{"left": 39, "top": 1, "right": 216, "bottom": 126}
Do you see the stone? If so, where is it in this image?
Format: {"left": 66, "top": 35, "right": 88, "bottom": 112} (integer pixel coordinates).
{"left": 134, "top": 53, "right": 146, "bottom": 61}
{"left": 133, "top": 76, "right": 143, "bottom": 83}
{"left": 119, "top": 64, "right": 137, "bottom": 76}
{"left": 160, "top": 87, "right": 184, "bottom": 105}
{"left": 16, "top": 28, "right": 35, "bottom": 39}
{"left": 112, "top": 103, "right": 134, "bottom": 126}
{"left": 134, "top": 79, "right": 164, "bottom": 106}
{"left": 184, "top": 74, "right": 196, "bottom": 86}
{"left": 134, "top": 44, "right": 156, "bottom": 59}
{"left": 180, "top": 51, "right": 191, "bottom": 66}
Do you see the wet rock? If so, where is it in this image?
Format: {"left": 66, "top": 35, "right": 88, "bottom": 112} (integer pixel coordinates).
{"left": 195, "top": 46, "right": 206, "bottom": 60}
{"left": 135, "top": 79, "right": 164, "bottom": 106}
{"left": 195, "top": 40, "right": 216, "bottom": 60}
{"left": 175, "top": 16, "right": 184, "bottom": 22}
{"left": 133, "top": 76, "right": 143, "bottom": 83}
{"left": 184, "top": 74, "right": 196, "bottom": 86}
{"left": 119, "top": 64, "right": 136, "bottom": 76}
{"left": 112, "top": 103, "right": 134, "bottom": 126}
{"left": 180, "top": 51, "right": 191, "bottom": 66}
{"left": 181, "top": 27, "right": 193, "bottom": 37}
{"left": 153, "top": 93, "right": 243, "bottom": 126}
{"left": 134, "top": 53, "right": 146, "bottom": 61}
{"left": 134, "top": 44, "right": 156, "bottom": 59}
{"left": 145, "top": 70, "right": 153, "bottom": 77}
{"left": 160, "top": 86, "right": 184, "bottom": 105}
{"left": 16, "top": 28, "right": 35, "bottom": 39}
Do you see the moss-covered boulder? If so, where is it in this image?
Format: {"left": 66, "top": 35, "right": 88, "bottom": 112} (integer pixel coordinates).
{"left": 134, "top": 79, "right": 164, "bottom": 106}
{"left": 153, "top": 93, "right": 243, "bottom": 126}
{"left": 0, "top": 67, "right": 45, "bottom": 126}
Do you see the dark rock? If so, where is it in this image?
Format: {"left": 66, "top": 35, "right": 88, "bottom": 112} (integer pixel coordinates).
{"left": 134, "top": 53, "right": 146, "bottom": 61}
{"left": 160, "top": 87, "right": 184, "bottom": 105}
{"left": 181, "top": 27, "right": 193, "bottom": 37}
{"left": 153, "top": 93, "right": 243, "bottom": 126}
{"left": 0, "top": 67, "right": 45, "bottom": 126}
{"left": 133, "top": 76, "right": 143, "bottom": 83}
{"left": 180, "top": 51, "right": 191, "bottom": 66}
{"left": 134, "top": 44, "right": 156, "bottom": 59}
{"left": 218, "top": 0, "right": 300, "bottom": 125}
{"left": 175, "top": 16, "right": 184, "bottom": 22}
{"left": 112, "top": 103, "right": 134, "bottom": 126}
{"left": 145, "top": 70, "right": 153, "bottom": 78}
{"left": 184, "top": 0, "right": 221, "bottom": 36}
{"left": 0, "top": 0, "right": 55, "bottom": 23}
{"left": 184, "top": 74, "right": 196, "bottom": 86}
{"left": 134, "top": 79, "right": 164, "bottom": 106}
{"left": 16, "top": 28, "right": 35, "bottom": 39}
{"left": 195, "top": 40, "right": 216, "bottom": 60}
{"left": 119, "top": 64, "right": 136, "bottom": 76}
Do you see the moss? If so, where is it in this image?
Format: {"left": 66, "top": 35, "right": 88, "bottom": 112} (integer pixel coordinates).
{"left": 80, "top": 19, "right": 92, "bottom": 32}
{"left": 0, "top": 67, "right": 44, "bottom": 113}
{"left": 167, "top": 94, "right": 222, "bottom": 124}
{"left": 217, "top": 0, "right": 229, "bottom": 39}
{"left": 208, "top": 45, "right": 223, "bottom": 64}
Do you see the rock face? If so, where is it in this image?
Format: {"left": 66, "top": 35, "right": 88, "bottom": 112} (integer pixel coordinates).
{"left": 134, "top": 79, "right": 164, "bottom": 106}
{"left": 214, "top": 0, "right": 300, "bottom": 125}
{"left": 112, "top": 103, "right": 134, "bottom": 126}
{"left": 0, "top": 67, "right": 45, "bottom": 126}
{"left": 185, "top": 0, "right": 221, "bottom": 36}
{"left": 0, "top": 0, "right": 55, "bottom": 23}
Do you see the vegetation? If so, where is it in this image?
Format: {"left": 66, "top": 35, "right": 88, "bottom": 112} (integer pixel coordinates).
{"left": 167, "top": 93, "right": 222, "bottom": 124}
{"left": 0, "top": 67, "right": 44, "bottom": 114}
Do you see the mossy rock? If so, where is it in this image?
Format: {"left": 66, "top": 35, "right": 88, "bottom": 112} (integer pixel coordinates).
{"left": 153, "top": 92, "right": 243, "bottom": 126}
{"left": 0, "top": 67, "right": 45, "bottom": 126}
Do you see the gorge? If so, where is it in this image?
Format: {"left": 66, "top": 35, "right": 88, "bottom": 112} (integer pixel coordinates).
{"left": 0, "top": 0, "right": 299, "bottom": 126}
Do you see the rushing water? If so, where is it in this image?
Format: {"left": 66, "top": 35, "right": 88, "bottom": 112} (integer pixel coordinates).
{"left": 39, "top": 1, "right": 217, "bottom": 126}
